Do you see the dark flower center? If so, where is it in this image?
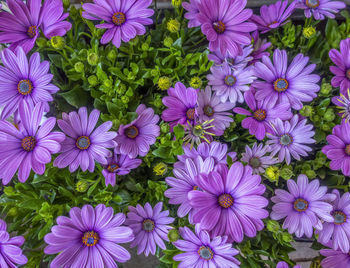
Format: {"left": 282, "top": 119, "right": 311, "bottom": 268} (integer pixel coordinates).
{"left": 204, "top": 105, "right": 214, "bottom": 117}
{"left": 107, "top": 163, "right": 119, "bottom": 173}
{"left": 305, "top": 0, "right": 320, "bottom": 8}
{"left": 226, "top": 57, "right": 235, "bottom": 65}
{"left": 224, "top": 75, "right": 236, "bottom": 86}
{"left": 293, "top": 198, "right": 309, "bottom": 212}
{"left": 280, "top": 134, "right": 293, "bottom": 146}
{"left": 112, "top": 12, "right": 126, "bottom": 26}
{"left": 76, "top": 136, "right": 91, "bottom": 150}
{"left": 249, "top": 157, "right": 261, "bottom": 168}
{"left": 198, "top": 246, "right": 214, "bottom": 260}
{"left": 346, "top": 69, "right": 350, "bottom": 80}
{"left": 142, "top": 219, "right": 155, "bottom": 232}
{"left": 192, "top": 124, "right": 205, "bottom": 137}
{"left": 333, "top": 211, "right": 347, "bottom": 225}
{"left": 253, "top": 109, "right": 267, "bottom": 121}
{"left": 193, "top": 185, "right": 202, "bottom": 191}
{"left": 21, "top": 136, "right": 36, "bottom": 151}
{"left": 213, "top": 21, "right": 226, "bottom": 34}
{"left": 124, "top": 126, "right": 139, "bottom": 139}
{"left": 345, "top": 144, "right": 350, "bottom": 155}
{"left": 186, "top": 108, "right": 196, "bottom": 120}
{"left": 17, "top": 80, "right": 33, "bottom": 95}
{"left": 274, "top": 78, "right": 289, "bottom": 92}
{"left": 27, "top": 25, "right": 38, "bottom": 38}
{"left": 218, "top": 193, "right": 234, "bottom": 208}
{"left": 82, "top": 231, "right": 99, "bottom": 247}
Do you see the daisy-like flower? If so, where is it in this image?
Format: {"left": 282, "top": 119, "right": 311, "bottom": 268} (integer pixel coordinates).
{"left": 183, "top": 0, "right": 200, "bottom": 28}
{"left": 0, "top": 47, "right": 59, "bottom": 119}
{"left": 208, "top": 45, "right": 253, "bottom": 70}
{"left": 189, "top": 162, "right": 269, "bottom": 243}
{"left": 115, "top": 104, "right": 159, "bottom": 159}
{"left": 320, "top": 248, "right": 350, "bottom": 267}
{"left": 318, "top": 189, "right": 350, "bottom": 253}
{"left": 254, "top": 49, "right": 320, "bottom": 110}
{"left": 0, "top": 102, "right": 64, "bottom": 185}
{"left": 233, "top": 90, "right": 292, "bottom": 140}
{"left": 44, "top": 204, "right": 134, "bottom": 267}
{"left": 162, "top": 82, "right": 198, "bottom": 128}
{"left": 197, "top": 0, "right": 257, "bottom": 57}
{"left": 249, "top": 31, "right": 271, "bottom": 66}
{"left": 296, "top": 0, "right": 346, "bottom": 20}
{"left": 271, "top": 174, "right": 335, "bottom": 238}
{"left": 183, "top": 119, "right": 216, "bottom": 148}
{"left": 54, "top": 107, "right": 116, "bottom": 173}
{"left": 125, "top": 202, "right": 174, "bottom": 256}
{"left": 82, "top": 0, "right": 154, "bottom": 48}
{"left": 332, "top": 89, "right": 350, "bottom": 122}
{"left": 267, "top": 115, "right": 315, "bottom": 165}
{"left": 329, "top": 38, "right": 350, "bottom": 95}
{"left": 207, "top": 63, "right": 256, "bottom": 105}
{"left": 241, "top": 143, "right": 278, "bottom": 174}
{"left": 277, "top": 261, "right": 301, "bottom": 268}
{"left": 173, "top": 225, "right": 240, "bottom": 268}
{"left": 250, "top": 0, "right": 296, "bottom": 33}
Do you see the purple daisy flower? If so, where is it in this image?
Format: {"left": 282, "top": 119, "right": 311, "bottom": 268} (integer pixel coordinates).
{"left": 82, "top": 0, "right": 154, "bottom": 48}
{"left": 0, "top": 102, "right": 64, "bottom": 185}
{"left": 250, "top": 0, "right": 296, "bottom": 34}
{"left": 162, "top": 82, "right": 198, "bottom": 128}
{"left": 207, "top": 62, "right": 256, "bottom": 105}
{"left": 318, "top": 189, "right": 350, "bottom": 253}
{"left": 254, "top": 49, "right": 320, "bottom": 110}
{"left": 125, "top": 202, "right": 174, "bottom": 256}
{"left": 0, "top": 47, "right": 59, "bottom": 119}
{"left": 44, "top": 204, "right": 134, "bottom": 267}
{"left": 183, "top": 0, "right": 200, "bottom": 28}
{"left": 208, "top": 45, "right": 253, "bottom": 70}
{"left": 115, "top": 104, "right": 159, "bottom": 159}
{"left": 267, "top": 115, "right": 315, "bottom": 165}
{"left": 249, "top": 30, "right": 271, "bottom": 66}
{"left": 241, "top": 143, "right": 278, "bottom": 174}
{"left": 233, "top": 89, "right": 292, "bottom": 140}
{"left": 197, "top": 0, "right": 257, "bottom": 57}
{"left": 54, "top": 107, "right": 116, "bottom": 173}
{"left": 173, "top": 225, "right": 240, "bottom": 268}
{"left": 189, "top": 162, "right": 269, "bottom": 243}
{"left": 320, "top": 248, "right": 350, "bottom": 268}
{"left": 0, "top": 219, "right": 27, "bottom": 266}
{"left": 297, "top": 0, "right": 346, "bottom": 20}
{"left": 271, "top": 174, "right": 335, "bottom": 238}
{"left": 277, "top": 261, "right": 301, "bottom": 268}
{"left": 329, "top": 38, "right": 350, "bottom": 95}
{"left": 332, "top": 89, "right": 350, "bottom": 122}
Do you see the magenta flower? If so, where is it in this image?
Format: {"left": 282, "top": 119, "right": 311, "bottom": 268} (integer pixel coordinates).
{"left": 189, "top": 163, "right": 268, "bottom": 243}
{"left": 115, "top": 104, "right": 159, "bottom": 159}
{"left": 267, "top": 115, "right": 315, "bottom": 165}
{"left": 54, "top": 107, "right": 116, "bottom": 173}
{"left": 44, "top": 204, "right": 134, "bottom": 267}
{"left": 0, "top": 47, "right": 59, "bottom": 119}
{"left": 173, "top": 225, "right": 240, "bottom": 268}
{"left": 332, "top": 89, "right": 350, "bottom": 122}
{"left": 297, "top": 0, "right": 346, "bottom": 20}
{"left": 320, "top": 248, "right": 350, "bottom": 267}
{"left": 271, "top": 174, "right": 335, "bottom": 238}
{"left": 234, "top": 90, "right": 292, "bottom": 140}
{"left": 250, "top": 30, "right": 271, "bottom": 65}
{"left": 125, "top": 202, "right": 174, "bottom": 256}
{"left": 277, "top": 261, "right": 301, "bottom": 268}
{"left": 208, "top": 45, "right": 253, "bottom": 70}
{"left": 82, "top": 0, "right": 154, "bottom": 48}
{"left": 329, "top": 38, "right": 350, "bottom": 95}
{"left": 183, "top": 0, "right": 201, "bottom": 28}
{"left": 254, "top": 49, "right": 320, "bottom": 110}
{"left": 197, "top": 0, "right": 257, "bottom": 57}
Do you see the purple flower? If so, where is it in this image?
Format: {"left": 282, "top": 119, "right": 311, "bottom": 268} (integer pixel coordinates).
{"left": 332, "top": 89, "right": 350, "bottom": 122}
{"left": 267, "top": 115, "right": 315, "bottom": 165}
{"left": 115, "top": 104, "right": 159, "bottom": 159}
{"left": 271, "top": 174, "right": 335, "bottom": 238}
{"left": 44, "top": 204, "right": 134, "bottom": 267}
{"left": 183, "top": 0, "right": 201, "bottom": 28}
{"left": 125, "top": 202, "right": 174, "bottom": 256}
{"left": 318, "top": 189, "right": 350, "bottom": 253}
{"left": 208, "top": 45, "right": 253, "bottom": 70}
{"left": 254, "top": 49, "right": 320, "bottom": 110}
{"left": 0, "top": 219, "right": 27, "bottom": 266}
{"left": 0, "top": 47, "right": 59, "bottom": 119}
{"left": 197, "top": 0, "right": 257, "bottom": 57}
{"left": 0, "top": 102, "right": 64, "bottom": 185}
{"left": 173, "top": 225, "right": 240, "bottom": 268}
{"left": 322, "top": 121, "right": 350, "bottom": 176}
{"left": 250, "top": 0, "right": 296, "bottom": 33}
{"left": 297, "top": 0, "right": 346, "bottom": 20}
{"left": 162, "top": 82, "right": 198, "bottom": 128}
{"left": 233, "top": 90, "right": 292, "bottom": 140}
{"left": 207, "top": 63, "right": 256, "bottom": 105}
{"left": 277, "top": 261, "right": 301, "bottom": 268}
{"left": 250, "top": 30, "right": 271, "bottom": 66}
{"left": 183, "top": 119, "right": 216, "bottom": 147}
{"left": 320, "top": 248, "right": 350, "bottom": 267}
{"left": 82, "top": 0, "right": 154, "bottom": 48}
{"left": 241, "top": 143, "right": 278, "bottom": 174}
{"left": 189, "top": 163, "right": 268, "bottom": 243}
{"left": 329, "top": 38, "right": 350, "bottom": 95}
{"left": 54, "top": 107, "right": 116, "bottom": 173}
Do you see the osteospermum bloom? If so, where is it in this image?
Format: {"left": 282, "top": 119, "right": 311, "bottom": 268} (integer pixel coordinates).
{"left": 0, "top": 102, "right": 64, "bottom": 185}
{"left": 183, "top": 119, "right": 216, "bottom": 148}
{"left": 115, "top": 104, "right": 159, "bottom": 158}
{"left": 296, "top": 0, "right": 346, "bottom": 20}
{"left": 267, "top": 115, "right": 315, "bottom": 165}
{"left": 197, "top": 0, "right": 257, "bottom": 57}
{"left": 0, "top": 47, "right": 59, "bottom": 119}
{"left": 320, "top": 248, "right": 350, "bottom": 268}
{"left": 82, "top": 0, "right": 154, "bottom": 48}
{"left": 208, "top": 45, "right": 253, "bottom": 70}
{"left": 250, "top": 31, "right": 271, "bottom": 65}
{"left": 271, "top": 175, "right": 335, "bottom": 238}
{"left": 277, "top": 261, "right": 301, "bottom": 268}
{"left": 173, "top": 225, "right": 240, "bottom": 268}
{"left": 189, "top": 163, "right": 269, "bottom": 243}
{"left": 332, "top": 89, "right": 350, "bottom": 122}
{"left": 54, "top": 107, "right": 116, "bottom": 173}
{"left": 183, "top": 0, "right": 200, "bottom": 28}
{"left": 254, "top": 49, "right": 320, "bottom": 110}
{"left": 125, "top": 202, "right": 174, "bottom": 256}
{"left": 233, "top": 90, "right": 292, "bottom": 140}
{"left": 44, "top": 204, "right": 134, "bottom": 267}
{"left": 207, "top": 63, "right": 256, "bottom": 105}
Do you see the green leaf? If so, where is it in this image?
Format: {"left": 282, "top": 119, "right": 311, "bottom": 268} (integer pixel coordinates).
{"left": 173, "top": 125, "right": 184, "bottom": 139}
{"left": 59, "top": 87, "right": 89, "bottom": 108}
{"left": 18, "top": 199, "right": 43, "bottom": 210}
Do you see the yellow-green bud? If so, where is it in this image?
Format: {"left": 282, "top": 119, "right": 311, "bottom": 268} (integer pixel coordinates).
{"left": 265, "top": 166, "right": 279, "bottom": 182}
{"left": 266, "top": 220, "right": 280, "bottom": 232}
{"left": 321, "top": 82, "right": 333, "bottom": 95}
{"left": 168, "top": 229, "right": 180, "bottom": 242}
{"left": 282, "top": 233, "right": 293, "bottom": 242}
{"left": 121, "top": 96, "right": 129, "bottom": 104}
{"left": 306, "top": 170, "right": 316, "bottom": 179}
{"left": 161, "top": 123, "right": 170, "bottom": 133}
{"left": 172, "top": 0, "right": 182, "bottom": 7}
{"left": 104, "top": 79, "right": 113, "bottom": 88}
{"left": 74, "top": 62, "right": 84, "bottom": 73}
{"left": 151, "top": 69, "right": 159, "bottom": 77}
{"left": 4, "top": 186, "right": 16, "bottom": 196}
{"left": 62, "top": 0, "right": 70, "bottom": 9}
{"left": 87, "top": 52, "right": 99, "bottom": 66}
{"left": 158, "top": 76, "right": 171, "bottom": 91}
{"left": 76, "top": 180, "right": 89, "bottom": 192}
{"left": 160, "top": 137, "right": 167, "bottom": 144}
{"left": 300, "top": 105, "right": 313, "bottom": 117}
{"left": 163, "top": 36, "right": 174, "bottom": 48}
{"left": 107, "top": 50, "right": 117, "bottom": 61}
{"left": 141, "top": 43, "right": 149, "bottom": 51}
{"left": 50, "top": 36, "right": 65, "bottom": 49}
{"left": 167, "top": 19, "right": 181, "bottom": 33}
{"left": 113, "top": 195, "right": 123, "bottom": 203}
{"left": 190, "top": 77, "right": 202, "bottom": 89}
{"left": 8, "top": 207, "right": 18, "bottom": 217}
{"left": 154, "top": 162, "right": 168, "bottom": 176}
{"left": 280, "top": 167, "right": 294, "bottom": 180}
{"left": 324, "top": 109, "right": 335, "bottom": 122}
{"left": 88, "top": 75, "right": 98, "bottom": 86}
{"left": 303, "top": 26, "right": 316, "bottom": 39}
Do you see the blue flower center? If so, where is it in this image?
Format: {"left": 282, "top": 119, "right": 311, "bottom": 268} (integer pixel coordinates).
{"left": 82, "top": 231, "right": 99, "bottom": 247}
{"left": 224, "top": 75, "right": 236, "bottom": 86}
{"left": 27, "top": 25, "right": 38, "bottom": 38}
{"left": 293, "top": 198, "right": 309, "bottom": 212}
{"left": 124, "top": 126, "right": 139, "bottom": 139}
{"left": 253, "top": 109, "right": 267, "bottom": 121}
{"left": 305, "top": 0, "right": 320, "bottom": 8}
{"left": 249, "top": 157, "right": 261, "bottom": 168}
{"left": 333, "top": 211, "right": 347, "bottom": 225}
{"left": 142, "top": 219, "right": 155, "bottom": 232}
{"left": 198, "top": 246, "right": 214, "bottom": 260}
{"left": 21, "top": 136, "right": 36, "bottom": 152}
{"left": 213, "top": 21, "right": 225, "bottom": 34}
{"left": 274, "top": 78, "right": 289, "bottom": 92}
{"left": 107, "top": 163, "right": 119, "bottom": 173}
{"left": 17, "top": 80, "right": 33, "bottom": 95}
{"left": 218, "top": 193, "right": 234, "bottom": 208}
{"left": 76, "top": 136, "right": 91, "bottom": 150}
{"left": 204, "top": 105, "right": 214, "bottom": 117}
{"left": 112, "top": 12, "right": 126, "bottom": 25}
{"left": 280, "top": 134, "right": 293, "bottom": 146}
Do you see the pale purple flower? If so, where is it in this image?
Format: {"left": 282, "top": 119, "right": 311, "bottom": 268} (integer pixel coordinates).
{"left": 182, "top": 119, "right": 216, "bottom": 148}
{"left": 208, "top": 45, "right": 253, "bottom": 70}
{"left": 277, "top": 261, "right": 301, "bottom": 268}
{"left": 332, "top": 89, "right": 350, "bottom": 122}
{"left": 320, "top": 248, "right": 350, "bottom": 268}
{"left": 297, "top": 0, "right": 346, "bottom": 20}
{"left": 250, "top": 30, "right": 271, "bottom": 65}
{"left": 183, "top": 0, "right": 200, "bottom": 28}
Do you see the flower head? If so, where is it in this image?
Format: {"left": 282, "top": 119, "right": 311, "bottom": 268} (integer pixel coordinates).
{"left": 332, "top": 89, "right": 350, "bottom": 122}
{"left": 183, "top": 0, "right": 201, "bottom": 28}
{"left": 296, "top": 0, "right": 346, "bottom": 20}
{"left": 277, "top": 261, "right": 301, "bottom": 268}
{"left": 250, "top": 30, "right": 271, "bottom": 65}
{"left": 320, "top": 248, "right": 350, "bottom": 267}
{"left": 208, "top": 45, "right": 253, "bottom": 70}
{"left": 158, "top": 76, "right": 171, "bottom": 91}
{"left": 183, "top": 119, "right": 216, "bottom": 148}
